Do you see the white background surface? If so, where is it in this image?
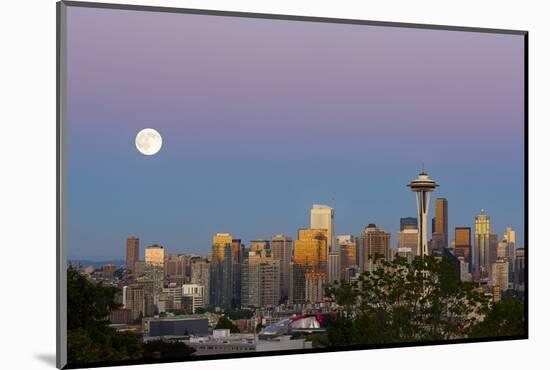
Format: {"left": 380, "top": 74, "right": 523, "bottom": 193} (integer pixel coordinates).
{"left": 0, "top": 0, "right": 547, "bottom": 369}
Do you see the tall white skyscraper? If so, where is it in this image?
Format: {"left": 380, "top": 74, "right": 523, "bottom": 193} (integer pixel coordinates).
{"left": 310, "top": 204, "right": 334, "bottom": 252}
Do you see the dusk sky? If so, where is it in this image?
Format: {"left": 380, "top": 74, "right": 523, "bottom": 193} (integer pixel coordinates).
{"left": 66, "top": 7, "right": 525, "bottom": 259}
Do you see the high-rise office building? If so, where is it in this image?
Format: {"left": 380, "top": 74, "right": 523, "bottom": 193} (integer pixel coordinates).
{"left": 231, "top": 239, "right": 244, "bottom": 307}
{"left": 241, "top": 249, "right": 280, "bottom": 308}
{"left": 159, "top": 283, "right": 183, "bottom": 312}
{"left": 259, "top": 260, "right": 280, "bottom": 307}
{"left": 497, "top": 240, "right": 509, "bottom": 259}
{"left": 489, "top": 232, "right": 499, "bottom": 272}
{"left": 504, "top": 227, "right": 517, "bottom": 245}
{"left": 181, "top": 284, "right": 206, "bottom": 313}
{"left": 190, "top": 258, "right": 210, "bottom": 307}
{"left": 433, "top": 198, "right": 449, "bottom": 248}
{"left": 123, "top": 284, "right": 145, "bottom": 321}
{"left": 290, "top": 228, "right": 328, "bottom": 305}
{"left": 304, "top": 271, "right": 325, "bottom": 303}
{"left": 454, "top": 227, "right": 472, "bottom": 272}
{"left": 126, "top": 237, "right": 139, "bottom": 272}
{"left": 294, "top": 229, "right": 328, "bottom": 271}
{"left": 474, "top": 210, "right": 491, "bottom": 280}
{"left": 503, "top": 226, "right": 517, "bottom": 272}
{"left": 327, "top": 250, "right": 341, "bottom": 285}
{"left": 396, "top": 247, "right": 414, "bottom": 263}
{"left": 144, "top": 245, "right": 165, "bottom": 301}
{"left": 102, "top": 264, "right": 116, "bottom": 279}
{"left": 210, "top": 233, "right": 234, "bottom": 308}
{"left": 271, "top": 235, "right": 292, "bottom": 301}
{"left": 400, "top": 217, "right": 418, "bottom": 231}
{"left": 407, "top": 170, "right": 439, "bottom": 257}
{"left": 249, "top": 239, "right": 270, "bottom": 252}
{"left": 492, "top": 259, "right": 509, "bottom": 291}
{"left": 514, "top": 248, "right": 525, "bottom": 292}
{"left": 310, "top": 204, "right": 334, "bottom": 252}
{"left": 356, "top": 224, "right": 391, "bottom": 272}
{"left": 338, "top": 236, "right": 357, "bottom": 281}
{"left": 397, "top": 228, "right": 418, "bottom": 251}
{"left": 145, "top": 244, "right": 165, "bottom": 267}
{"left": 165, "top": 254, "right": 188, "bottom": 284}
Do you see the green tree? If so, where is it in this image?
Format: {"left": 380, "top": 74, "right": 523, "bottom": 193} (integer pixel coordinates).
{"left": 324, "top": 255, "right": 490, "bottom": 346}
{"left": 67, "top": 267, "right": 142, "bottom": 364}
{"left": 470, "top": 298, "right": 526, "bottom": 338}
{"left": 224, "top": 308, "right": 254, "bottom": 320}
{"left": 142, "top": 339, "right": 195, "bottom": 359}
{"left": 215, "top": 316, "right": 240, "bottom": 333}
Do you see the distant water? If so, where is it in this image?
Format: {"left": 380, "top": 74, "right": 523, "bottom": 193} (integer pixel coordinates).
{"left": 68, "top": 259, "right": 126, "bottom": 269}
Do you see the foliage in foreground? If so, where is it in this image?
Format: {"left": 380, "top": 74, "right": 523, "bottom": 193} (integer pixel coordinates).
{"left": 215, "top": 315, "right": 240, "bottom": 333}
{"left": 324, "top": 255, "right": 525, "bottom": 347}
{"left": 67, "top": 267, "right": 194, "bottom": 364}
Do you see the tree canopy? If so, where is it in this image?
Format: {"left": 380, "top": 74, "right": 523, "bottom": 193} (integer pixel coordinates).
{"left": 215, "top": 316, "right": 240, "bottom": 333}
{"left": 67, "top": 267, "right": 195, "bottom": 364}
{"left": 324, "top": 255, "right": 524, "bottom": 346}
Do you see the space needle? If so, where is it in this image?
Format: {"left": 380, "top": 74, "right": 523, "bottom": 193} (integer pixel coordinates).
{"left": 407, "top": 167, "right": 439, "bottom": 257}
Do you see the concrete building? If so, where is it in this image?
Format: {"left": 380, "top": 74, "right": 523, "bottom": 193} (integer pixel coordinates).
{"left": 327, "top": 251, "right": 341, "bottom": 285}
{"left": 338, "top": 236, "right": 357, "bottom": 281}
{"left": 356, "top": 224, "right": 391, "bottom": 272}
{"left": 190, "top": 258, "right": 210, "bottom": 307}
{"left": 241, "top": 249, "right": 280, "bottom": 308}
{"left": 145, "top": 316, "right": 209, "bottom": 337}
{"left": 123, "top": 284, "right": 145, "bottom": 321}
{"left": 397, "top": 228, "right": 418, "bottom": 251}
{"left": 304, "top": 271, "right": 325, "bottom": 303}
{"left": 126, "top": 236, "right": 139, "bottom": 272}
{"left": 186, "top": 333, "right": 312, "bottom": 355}
{"left": 182, "top": 284, "right": 206, "bottom": 313}
{"left": 492, "top": 259, "right": 509, "bottom": 291}
{"left": 271, "top": 235, "right": 293, "bottom": 301}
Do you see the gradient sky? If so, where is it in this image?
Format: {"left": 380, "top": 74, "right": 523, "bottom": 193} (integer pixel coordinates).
{"left": 66, "top": 6, "right": 525, "bottom": 259}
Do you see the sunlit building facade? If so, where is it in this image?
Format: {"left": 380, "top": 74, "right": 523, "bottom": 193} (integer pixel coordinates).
{"left": 356, "top": 224, "right": 391, "bottom": 272}
{"left": 310, "top": 204, "right": 334, "bottom": 252}
{"left": 210, "top": 233, "right": 234, "bottom": 308}
{"left": 474, "top": 210, "right": 491, "bottom": 280}
{"left": 290, "top": 228, "right": 328, "bottom": 305}
{"left": 454, "top": 227, "right": 472, "bottom": 272}
{"left": 434, "top": 198, "right": 449, "bottom": 249}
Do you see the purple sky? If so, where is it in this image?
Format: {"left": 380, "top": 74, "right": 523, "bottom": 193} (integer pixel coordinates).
{"left": 66, "top": 6, "right": 524, "bottom": 259}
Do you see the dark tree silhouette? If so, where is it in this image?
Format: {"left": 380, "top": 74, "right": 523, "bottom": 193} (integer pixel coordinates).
{"left": 324, "top": 255, "right": 492, "bottom": 346}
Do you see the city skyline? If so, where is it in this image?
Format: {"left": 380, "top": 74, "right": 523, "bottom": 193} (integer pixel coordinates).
{"left": 66, "top": 7, "right": 524, "bottom": 259}
{"left": 68, "top": 190, "right": 523, "bottom": 260}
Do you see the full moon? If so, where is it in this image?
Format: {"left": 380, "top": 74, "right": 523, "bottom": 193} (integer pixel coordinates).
{"left": 135, "top": 128, "right": 162, "bottom": 155}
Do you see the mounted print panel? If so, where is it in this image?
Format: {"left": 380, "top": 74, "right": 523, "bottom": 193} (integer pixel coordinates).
{"left": 57, "top": 1, "right": 527, "bottom": 368}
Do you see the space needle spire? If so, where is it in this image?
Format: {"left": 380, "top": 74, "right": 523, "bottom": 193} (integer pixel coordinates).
{"left": 407, "top": 167, "right": 439, "bottom": 257}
